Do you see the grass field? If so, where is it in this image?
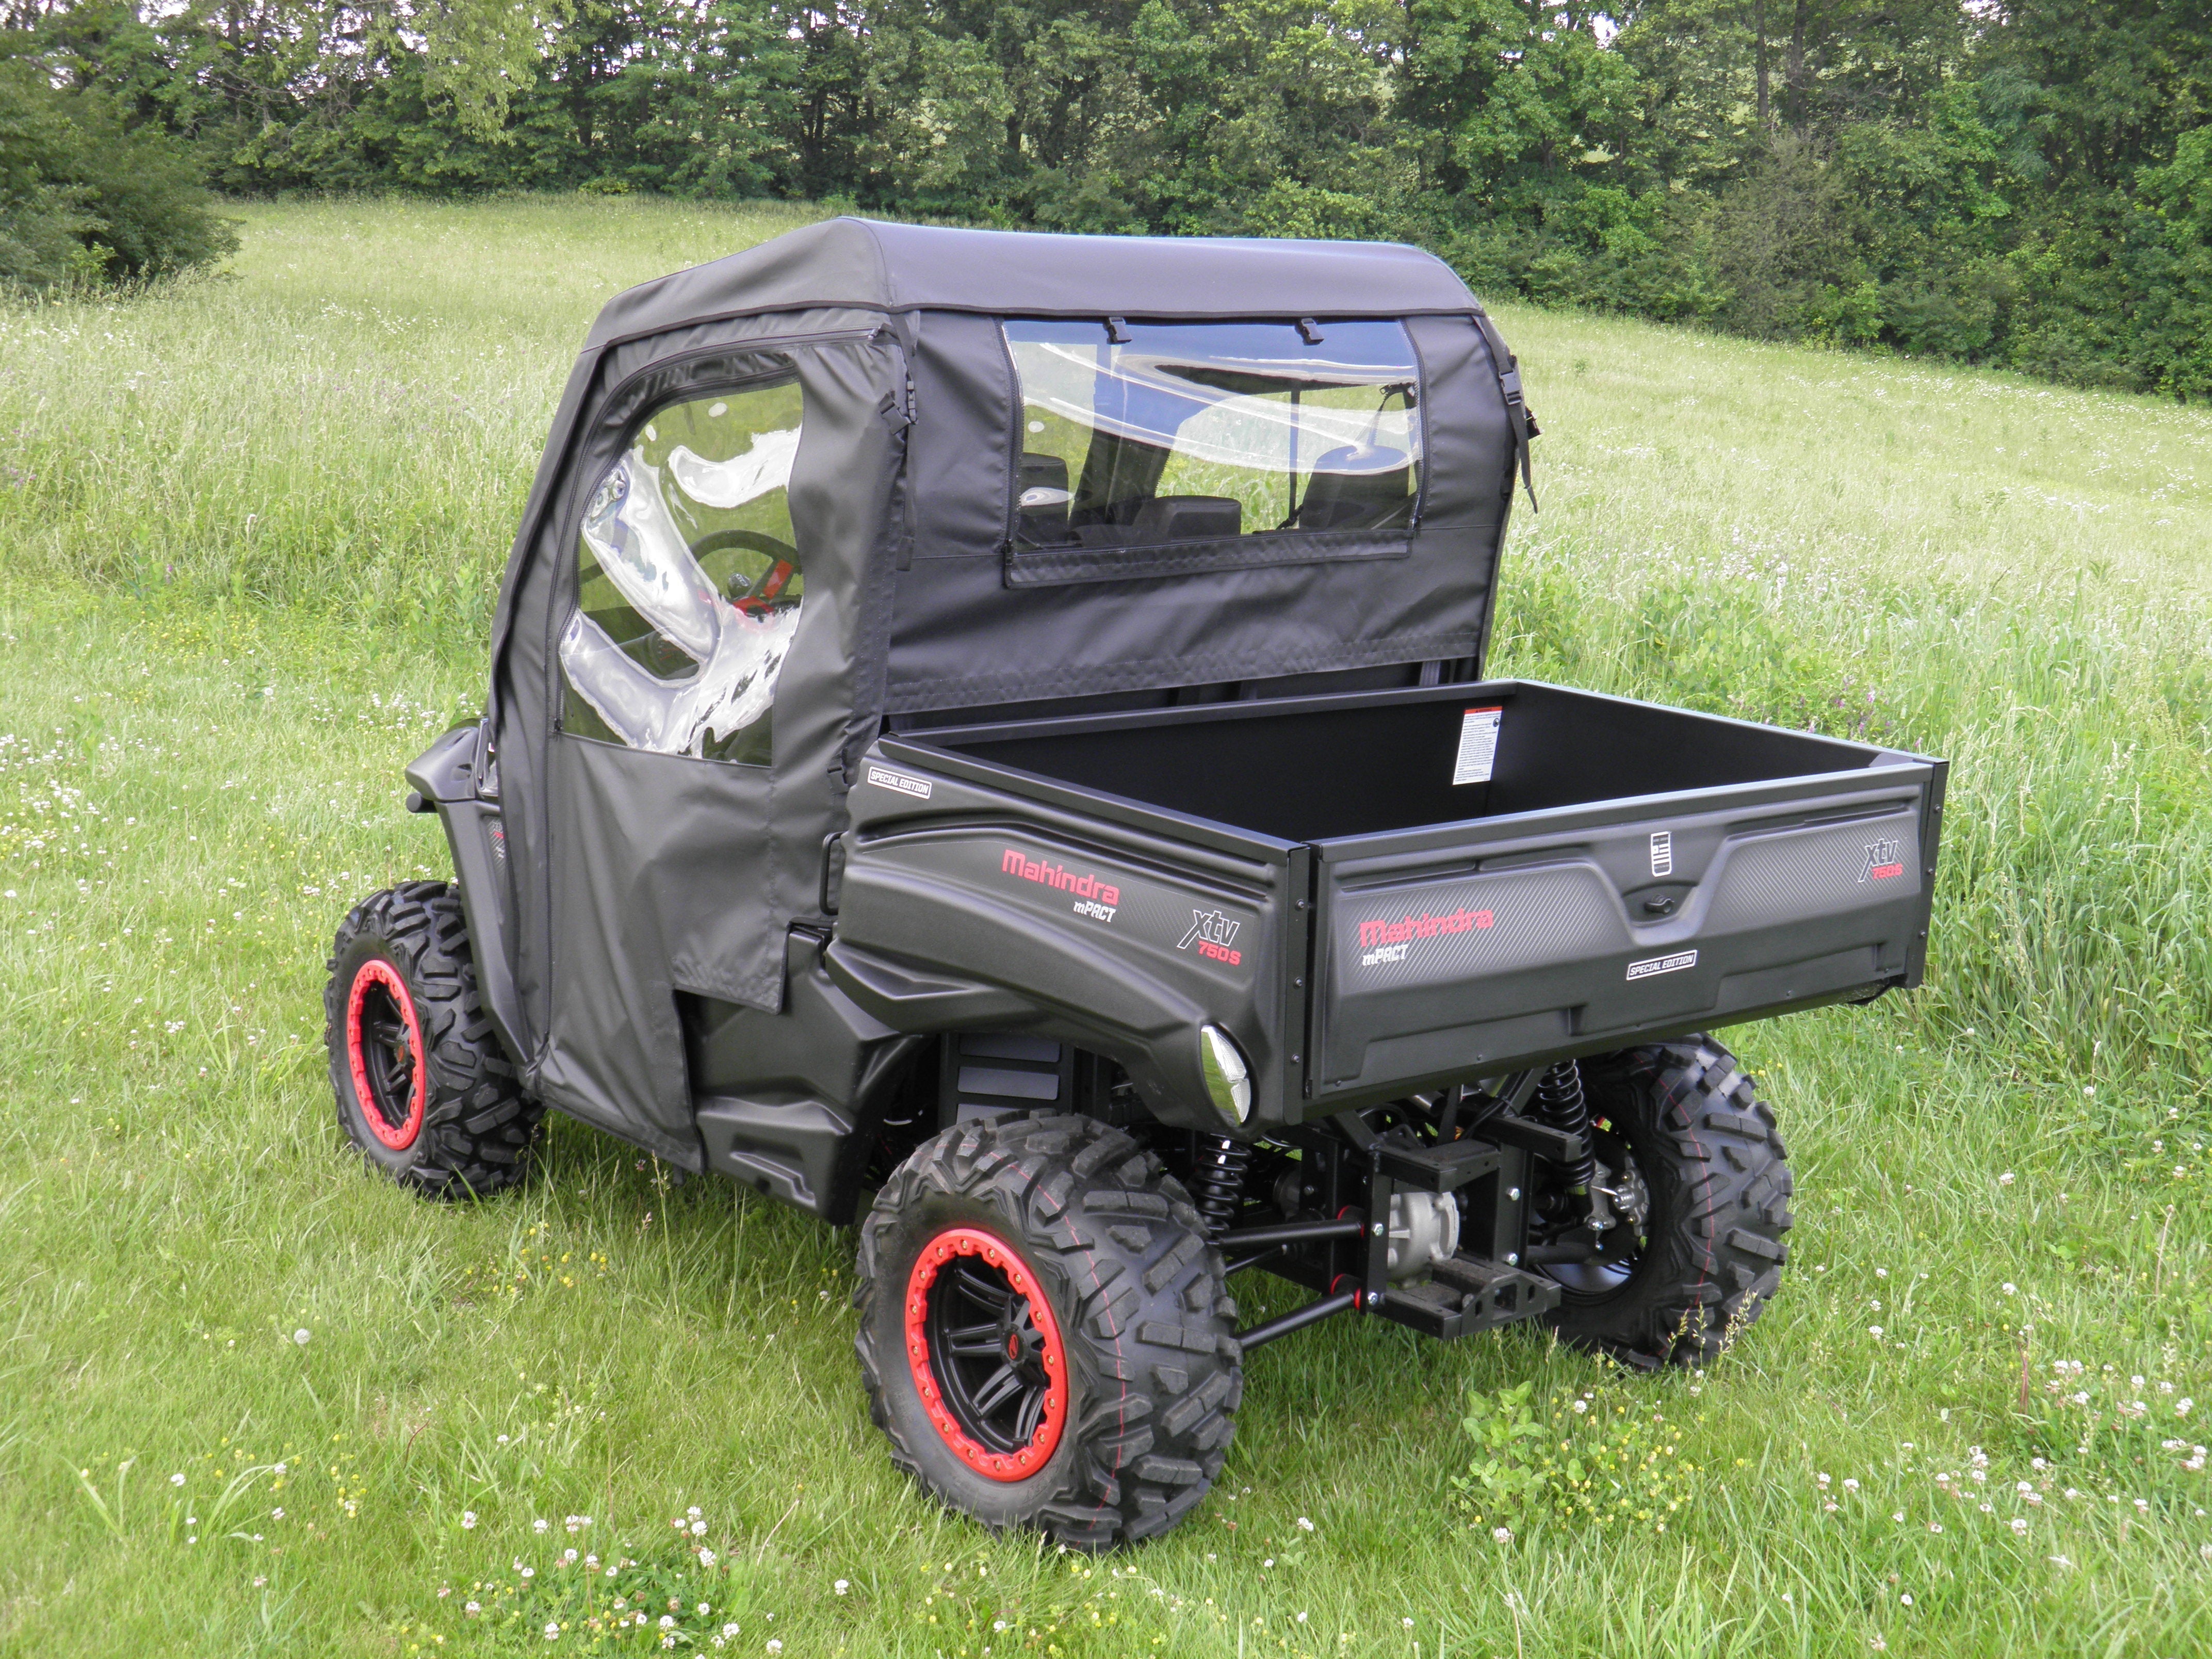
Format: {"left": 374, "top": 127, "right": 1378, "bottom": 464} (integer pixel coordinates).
{"left": 1, "top": 194, "right": 2208, "bottom": 1657}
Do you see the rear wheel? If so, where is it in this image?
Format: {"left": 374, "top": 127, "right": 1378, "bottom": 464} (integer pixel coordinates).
{"left": 854, "top": 1114, "right": 1242, "bottom": 1547}
{"left": 1532, "top": 1039, "right": 1792, "bottom": 1368}
{"left": 324, "top": 882, "right": 543, "bottom": 1197}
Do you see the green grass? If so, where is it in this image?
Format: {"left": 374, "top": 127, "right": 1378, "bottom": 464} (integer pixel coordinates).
{"left": 1, "top": 194, "right": 2208, "bottom": 1657}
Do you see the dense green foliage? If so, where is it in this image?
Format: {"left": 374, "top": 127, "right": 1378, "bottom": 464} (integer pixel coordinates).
{"left": 0, "top": 55, "right": 235, "bottom": 290}
{"left": 9, "top": 1, "right": 2212, "bottom": 393}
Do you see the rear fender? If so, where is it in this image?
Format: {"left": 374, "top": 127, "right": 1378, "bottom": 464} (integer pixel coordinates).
{"left": 827, "top": 755, "right": 1295, "bottom": 1134}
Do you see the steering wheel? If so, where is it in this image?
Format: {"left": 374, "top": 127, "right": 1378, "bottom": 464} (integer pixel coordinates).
{"left": 691, "top": 529, "right": 802, "bottom": 615}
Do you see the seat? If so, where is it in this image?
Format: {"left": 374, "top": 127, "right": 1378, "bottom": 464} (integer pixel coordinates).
{"left": 1294, "top": 445, "right": 1412, "bottom": 530}
{"left": 1015, "top": 453, "right": 1072, "bottom": 543}
{"left": 1130, "top": 495, "right": 1242, "bottom": 542}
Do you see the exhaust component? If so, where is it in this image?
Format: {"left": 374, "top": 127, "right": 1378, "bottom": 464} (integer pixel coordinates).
{"left": 1197, "top": 1023, "right": 1252, "bottom": 1126}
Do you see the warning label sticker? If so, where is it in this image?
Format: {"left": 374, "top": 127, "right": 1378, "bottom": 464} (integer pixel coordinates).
{"left": 1452, "top": 707, "right": 1504, "bottom": 786}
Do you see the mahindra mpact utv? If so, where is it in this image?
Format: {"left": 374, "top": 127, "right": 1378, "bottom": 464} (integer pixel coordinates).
{"left": 325, "top": 219, "right": 1946, "bottom": 1546}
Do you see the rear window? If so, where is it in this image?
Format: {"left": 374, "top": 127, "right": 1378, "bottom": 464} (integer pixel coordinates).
{"left": 1003, "top": 319, "right": 1421, "bottom": 552}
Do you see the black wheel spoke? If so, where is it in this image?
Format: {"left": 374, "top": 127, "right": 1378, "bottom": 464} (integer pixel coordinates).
{"left": 1013, "top": 1382, "right": 1047, "bottom": 1443}
{"left": 967, "top": 1362, "right": 1026, "bottom": 1418}
{"left": 950, "top": 1263, "right": 1013, "bottom": 1313}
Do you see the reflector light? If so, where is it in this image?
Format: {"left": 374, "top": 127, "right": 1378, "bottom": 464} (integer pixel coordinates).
{"left": 1198, "top": 1024, "right": 1252, "bottom": 1125}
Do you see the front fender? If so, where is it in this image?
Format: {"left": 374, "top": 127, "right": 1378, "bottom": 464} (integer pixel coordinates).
{"left": 406, "top": 723, "right": 528, "bottom": 1068}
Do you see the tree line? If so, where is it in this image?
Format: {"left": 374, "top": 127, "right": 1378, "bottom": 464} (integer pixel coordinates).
{"left": 4, "top": 1, "right": 2209, "bottom": 398}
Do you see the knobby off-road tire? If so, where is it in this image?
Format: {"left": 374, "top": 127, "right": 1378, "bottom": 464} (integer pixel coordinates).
{"left": 1543, "top": 1038, "right": 1793, "bottom": 1369}
{"left": 854, "top": 1114, "right": 1242, "bottom": 1548}
{"left": 324, "top": 882, "right": 543, "bottom": 1198}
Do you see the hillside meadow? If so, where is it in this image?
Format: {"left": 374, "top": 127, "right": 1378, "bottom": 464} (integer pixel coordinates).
{"left": 0, "top": 195, "right": 2207, "bottom": 1656}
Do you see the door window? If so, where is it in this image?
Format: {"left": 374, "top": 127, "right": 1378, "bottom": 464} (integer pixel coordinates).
{"left": 1003, "top": 319, "right": 1421, "bottom": 552}
{"left": 561, "top": 373, "right": 805, "bottom": 765}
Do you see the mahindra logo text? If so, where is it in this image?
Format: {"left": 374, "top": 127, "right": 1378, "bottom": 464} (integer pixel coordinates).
{"left": 1357, "top": 907, "right": 1493, "bottom": 950}
{"left": 1179, "top": 908, "right": 1243, "bottom": 966}
{"left": 1002, "top": 848, "right": 1120, "bottom": 921}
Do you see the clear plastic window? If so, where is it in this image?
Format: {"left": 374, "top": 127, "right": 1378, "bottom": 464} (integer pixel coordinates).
{"left": 561, "top": 374, "right": 805, "bottom": 764}
{"left": 1003, "top": 319, "right": 1421, "bottom": 551}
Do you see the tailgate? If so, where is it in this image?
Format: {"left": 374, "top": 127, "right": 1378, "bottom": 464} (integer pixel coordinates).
{"left": 1308, "top": 763, "right": 1943, "bottom": 1105}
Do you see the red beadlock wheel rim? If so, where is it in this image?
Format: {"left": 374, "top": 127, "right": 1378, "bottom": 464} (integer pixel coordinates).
{"left": 904, "top": 1226, "right": 1068, "bottom": 1482}
{"left": 347, "top": 958, "right": 426, "bottom": 1150}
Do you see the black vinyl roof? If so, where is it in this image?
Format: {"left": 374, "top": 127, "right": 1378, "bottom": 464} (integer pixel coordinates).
{"left": 583, "top": 217, "right": 1481, "bottom": 348}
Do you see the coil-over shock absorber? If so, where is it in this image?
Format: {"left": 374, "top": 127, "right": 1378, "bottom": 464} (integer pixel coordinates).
{"left": 1188, "top": 1134, "right": 1251, "bottom": 1238}
{"left": 1532, "top": 1060, "right": 1597, "bottom": 1195}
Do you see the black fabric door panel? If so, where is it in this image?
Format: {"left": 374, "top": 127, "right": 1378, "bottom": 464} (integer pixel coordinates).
{"left": 535, "top": 735, "right": 775, "bottom": 1166}
{"left": 521, "top": 328, "right": 906, "bottom": 1157}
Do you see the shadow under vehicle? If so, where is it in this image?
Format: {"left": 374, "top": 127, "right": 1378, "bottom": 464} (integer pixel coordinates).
{"left": 324, "top": 219, "right": 1946, "bottom": 1546}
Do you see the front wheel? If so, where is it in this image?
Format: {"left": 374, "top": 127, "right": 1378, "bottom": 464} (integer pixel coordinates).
{"left": 1532, "top": 1039, "right": 1793, "bottom": 1368}
{"left": 854, "top": 1114, "right": 1242, "bottom": 1548}
{"left": 324, "top": 882, "right": 543, "bottom": 1197}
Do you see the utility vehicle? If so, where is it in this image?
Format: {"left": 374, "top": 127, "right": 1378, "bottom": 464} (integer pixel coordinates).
{"left": 326, "top": 219, "right": 1945, "bottom": 1546}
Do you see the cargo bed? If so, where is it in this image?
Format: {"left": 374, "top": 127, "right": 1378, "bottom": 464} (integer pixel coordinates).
{"left": 833, "top": 680, "right": 1944, "bottom": 1126}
